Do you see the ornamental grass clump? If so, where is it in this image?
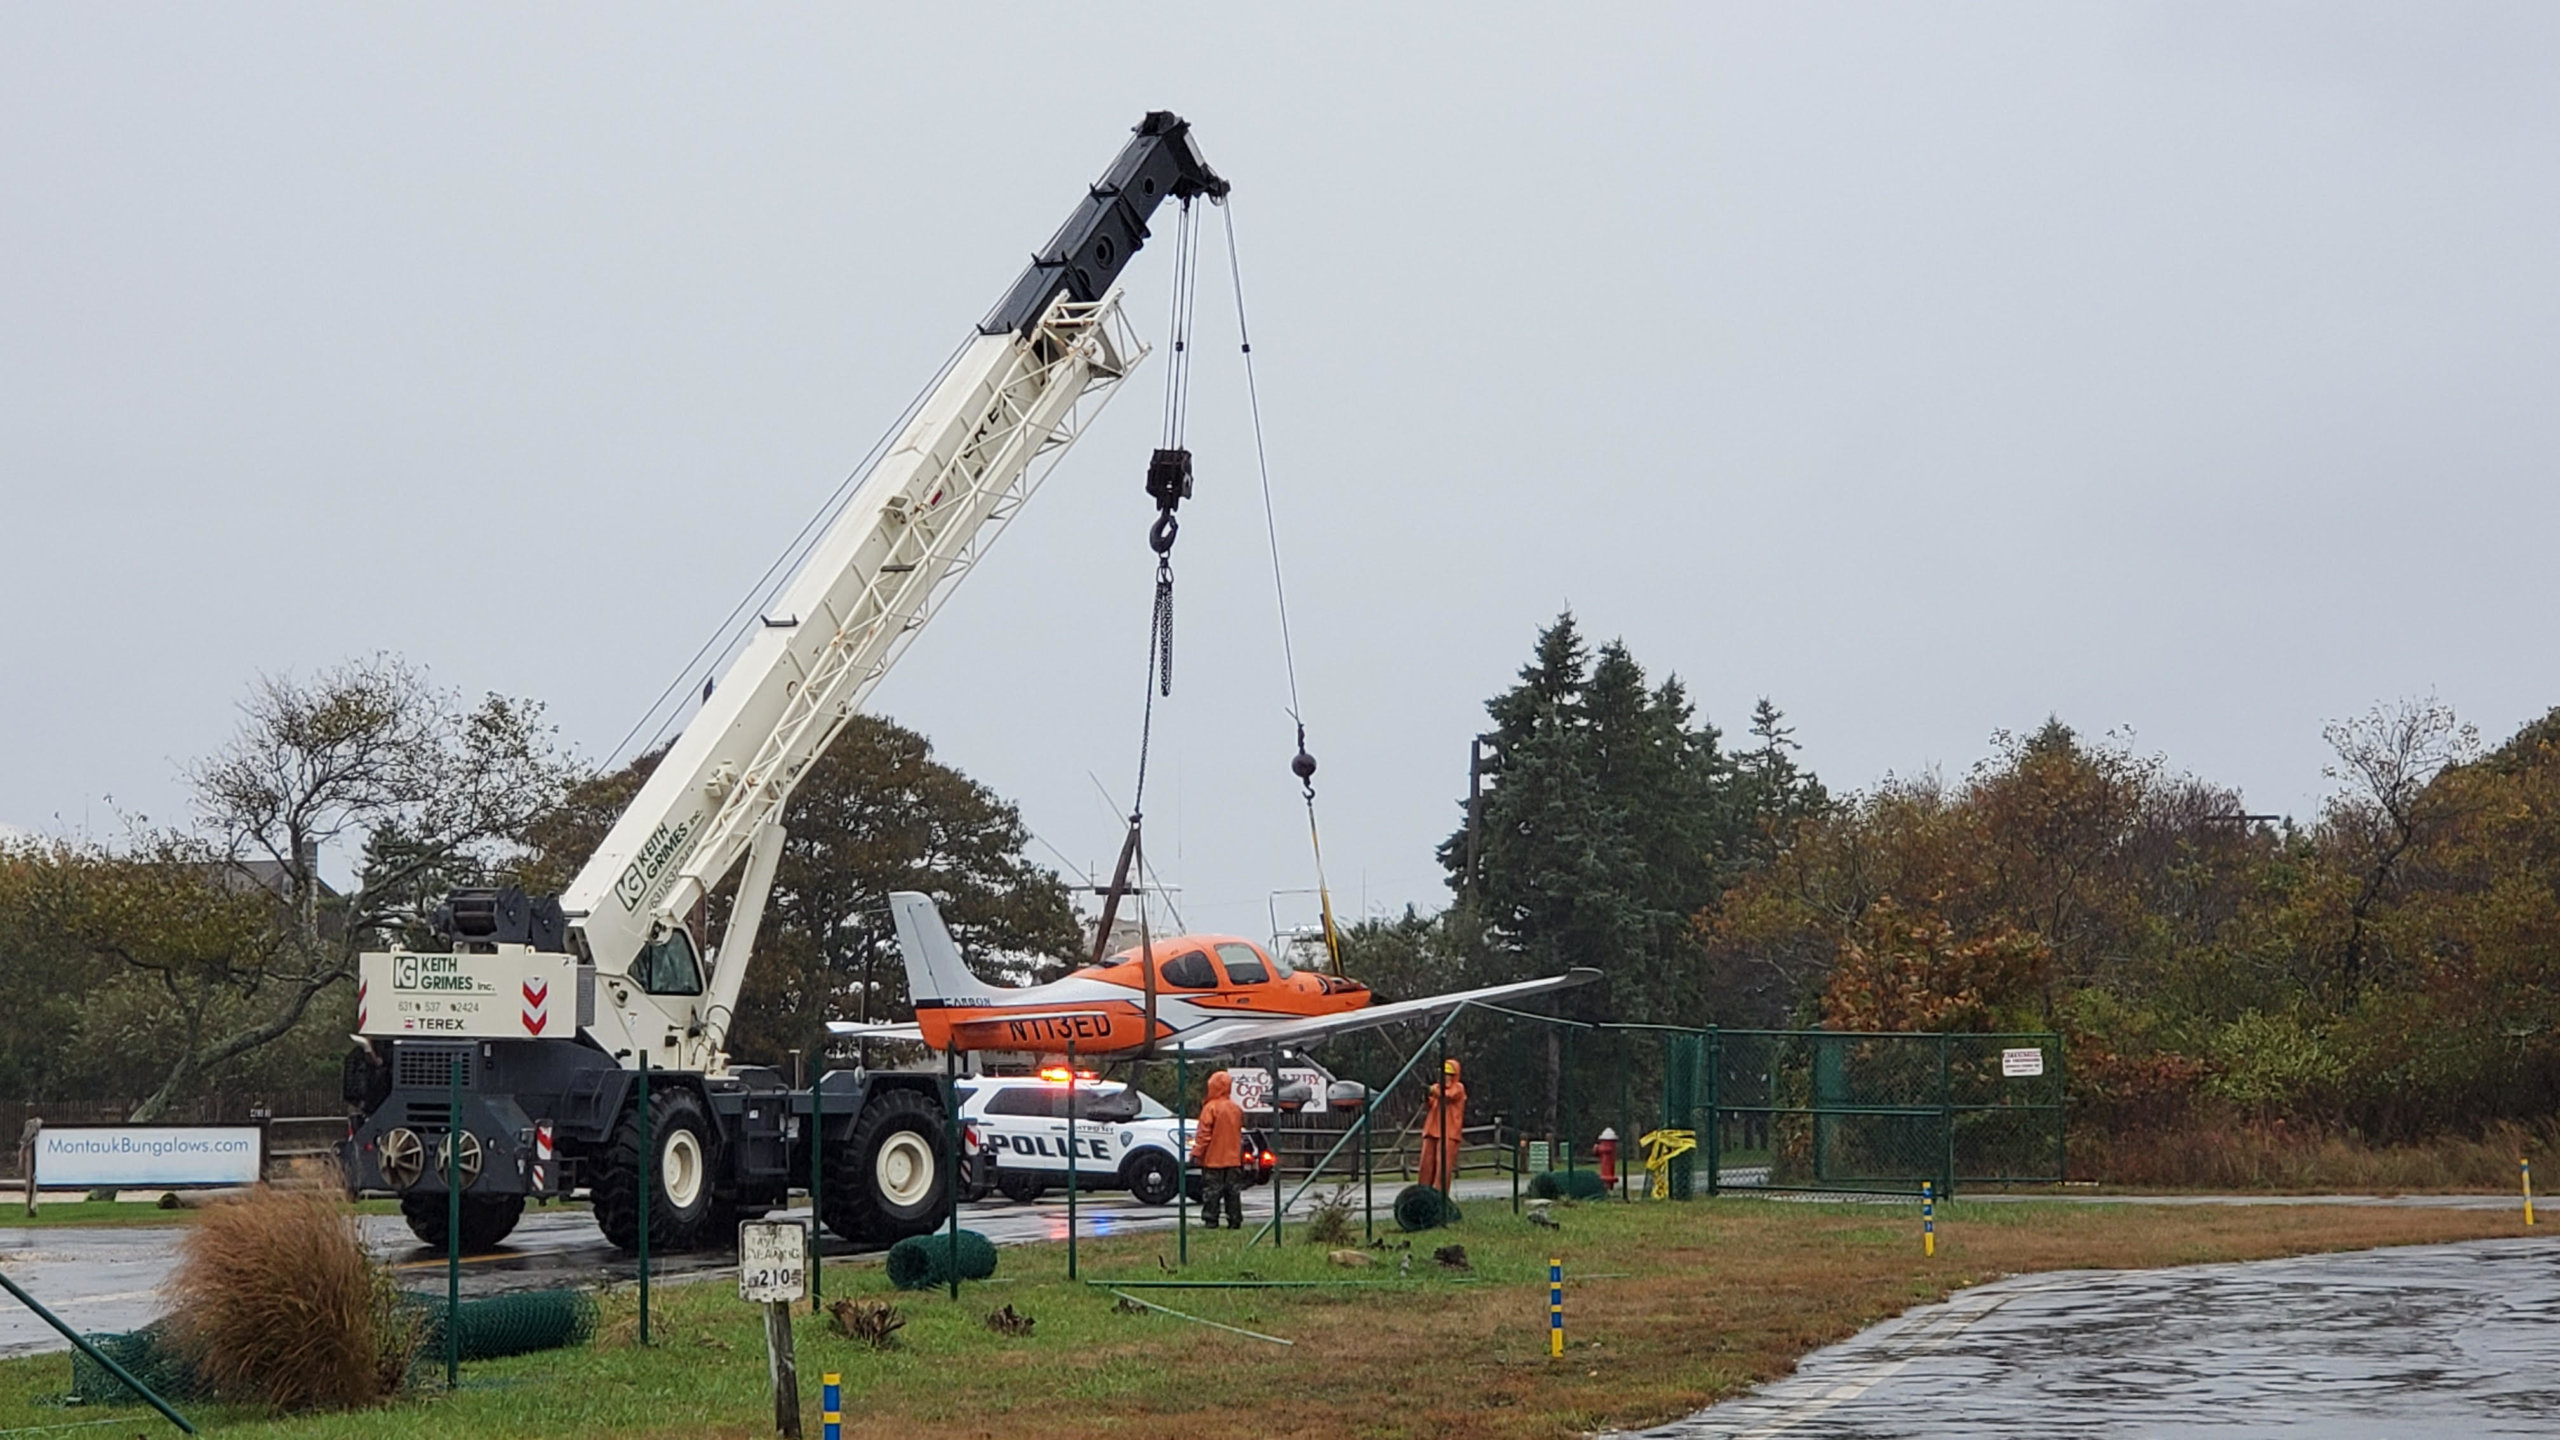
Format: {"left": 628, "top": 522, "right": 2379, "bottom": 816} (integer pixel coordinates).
{"left": 164, "top": 1183, "right": 418, "bottom": 1411}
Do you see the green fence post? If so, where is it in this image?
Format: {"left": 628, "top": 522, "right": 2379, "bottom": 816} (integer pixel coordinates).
{"left": 1176, "top": 1046, "right": 1190, "bottom": 1267}
{"left": 1705, "top": 1028, "right": 1721, "bottom": 1198}
{"left": 2053, "top": 1032, "right": 2068, "bottom": 1185}
{"left": 637, "top": 1056, "right": 651, "bottom": 1347}
{"left": 1360, "top": 1064, "right": 1375, "bottom": 1242}
{"left": 0, "top": 1270, "right": 196, "bottom": 1434}
{"left": 1560, "top": 1026, "right": 1573, "bottom": 1177}
{"left": 1434, "top": 1031, "right": 1449, "bottom": 1197}
{"left": 1065, "top": 1040, "right": 1078, "bottom": 1282}
{"left": 1937, "top": 1033, "right": 1955, "bottom": 1201}
{"left": 808, "top": 1061, "right": 823, "bottom": 1313}
{"left": 1617, "top": 1034, "right": 1632, "bottom": 1201}
{"left": 944, "top": 1045, "right": 960, "bottom": 1303}
{"left": 445, "top": 1057, "right": 461, "bottom": 1390}
{"left": 1269, "top": 1044, "right": 1284, "bottom": 1246}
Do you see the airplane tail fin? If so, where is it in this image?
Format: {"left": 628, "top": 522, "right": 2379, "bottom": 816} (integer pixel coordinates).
{"left": 890, "top": 892, "right": 1002, "bottom": 1005}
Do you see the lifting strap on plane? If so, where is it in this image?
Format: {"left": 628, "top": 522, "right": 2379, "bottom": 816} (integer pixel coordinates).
{"left": 1224, "top": 201, "right": 1343, "bottom": 974}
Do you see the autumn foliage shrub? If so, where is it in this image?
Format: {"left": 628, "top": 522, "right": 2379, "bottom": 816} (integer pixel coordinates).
{"left": 165, "top": 1183, "right": 417, "bottom": 1410}
{"left": 2085, "top": 1116, "right": 2559, "bottom": 1192}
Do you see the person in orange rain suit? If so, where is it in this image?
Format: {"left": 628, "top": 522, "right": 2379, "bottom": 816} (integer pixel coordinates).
{"left": 1419, "top": 1058, "right": 1467, "bottom": 1193}
{"left": 1189, "top": 1070, "right": 1247, "bottom": 1229}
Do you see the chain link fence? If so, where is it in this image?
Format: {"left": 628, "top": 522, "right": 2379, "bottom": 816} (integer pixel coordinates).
{"left": 1354, "top": 1018, "right": 2064, "bottom": 1201}
{"left": 1674, "top": 1029, "right": 2064, "bottom": 1197}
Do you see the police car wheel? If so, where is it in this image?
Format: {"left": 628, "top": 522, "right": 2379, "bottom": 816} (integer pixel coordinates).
{"left": 1125, "top": 1151, "right": 1180, "bottom": 1207}
{"left": 996, "top": 1171, "right": 1047, "bottom": 1204}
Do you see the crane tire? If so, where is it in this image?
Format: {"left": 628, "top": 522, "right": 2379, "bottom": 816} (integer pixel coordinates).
{"left": 821, "top": 1088, "right": 949, "bottom": 1245}
{"left": 593, "top": 1087, "right": 719, "bottom": 1254}
{"left": 400, "top": 1193, "right": 525, "bottom": 1252}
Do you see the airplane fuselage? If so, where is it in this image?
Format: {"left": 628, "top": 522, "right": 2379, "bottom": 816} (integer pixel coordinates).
{"left": 914, "top": 933, "right": 1370, "bottom": 1056}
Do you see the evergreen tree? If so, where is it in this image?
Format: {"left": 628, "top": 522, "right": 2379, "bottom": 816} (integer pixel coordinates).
{"left": 1735, "top": 698, "right": 1827, "bottom": 869}
{"left": 1439, "top": 613, "right": 1746, "bottom": 1021}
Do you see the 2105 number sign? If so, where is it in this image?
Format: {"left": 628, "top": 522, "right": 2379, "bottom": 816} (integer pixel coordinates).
{"left": 737, "top": 1219, "right": 808, "bottom": 1303}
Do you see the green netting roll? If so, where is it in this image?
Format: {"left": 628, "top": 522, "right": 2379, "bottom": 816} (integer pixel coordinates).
{"left": 72, "top": 1292, "right": 594, "bottom": 1407}
{"left": 885, "top": 1230, "right": 997, "bottom": 1290}
{"left": 1393, "top": 1184, "right": 1459, "bottom": 1232}
{"left": 71, "top": 1323, "right": 203, "bottom": 1406}
{"left": 1526, "top": 1169, "right": 1608, "bottom": 1202}
{"left": 404, "top": 1289, "right": 598, "bottom": 1361}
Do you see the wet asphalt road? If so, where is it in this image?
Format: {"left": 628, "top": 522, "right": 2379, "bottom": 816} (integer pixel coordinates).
{"left": 1616, "top": 1236, "right": 2560, "bottom": 1439}
{"left": 0, "top": 1177, "right": 1514, "bottom": 1358}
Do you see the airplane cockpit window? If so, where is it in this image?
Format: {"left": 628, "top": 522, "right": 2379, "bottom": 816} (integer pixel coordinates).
{"left": 1160, "top": 951, "right": 1218, "bottom": 989}
{"left": 1216, "top": 943, "right": 1270, "bottom": 985}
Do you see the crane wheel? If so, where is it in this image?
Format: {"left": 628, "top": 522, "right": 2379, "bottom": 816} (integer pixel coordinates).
{"left": 400, "top": 1193, "right": 525, "bottom": 1252}
{"left": 594, "top": 1087, "right": 719, "bottom": 1253}
{"left": 821, "top": 1088, "right": 949, "bottom": 1245}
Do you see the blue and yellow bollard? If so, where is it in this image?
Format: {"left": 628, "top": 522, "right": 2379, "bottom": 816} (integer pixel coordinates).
{"left": 822, "top": 1372, "right": 840, "bottom": 1440}
{"left": 1922, "top": 1180, "right": 1936, "bottom": 1257}
{"left": 2523, "top": 1158, "right": 2536, "bottom": 1228}
{"left": 1548, "top": 1258, "right": 1564, "bottom": 1358}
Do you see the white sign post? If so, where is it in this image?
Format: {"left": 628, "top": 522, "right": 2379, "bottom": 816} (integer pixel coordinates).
{"left": 2000, "top": 1047, "right": 2046, "bottom": 1079}
{"left": 739, "top": 1219, "right": 806, "bottom": 1438}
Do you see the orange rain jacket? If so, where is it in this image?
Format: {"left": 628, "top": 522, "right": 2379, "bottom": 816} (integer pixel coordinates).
{"left": 1190, "top": 1070, "right": 1246, "bottom": 1168}
{"left": 1420, "top": 1059, "right": 1467, "bottom": 1190}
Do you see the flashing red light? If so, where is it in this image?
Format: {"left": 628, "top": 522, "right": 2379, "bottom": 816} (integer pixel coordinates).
{"left": 1037, "top": 1067, "right": 1102, "bottom": 1084}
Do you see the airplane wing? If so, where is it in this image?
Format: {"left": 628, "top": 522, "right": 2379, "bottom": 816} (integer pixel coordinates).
{"left": 824, "top": 1020, "right": 924, "bottom": 1041}
{"left": 1166, "top": 968, "right": 1602, "bottom": 1056}
{"left": 822, "top": 1008, "right": 1124, "bottom": 1044}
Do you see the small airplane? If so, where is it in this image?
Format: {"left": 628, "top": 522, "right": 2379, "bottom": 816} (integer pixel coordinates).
{"left": 827, "top": 891, "right": 1599, "bottom": 1058}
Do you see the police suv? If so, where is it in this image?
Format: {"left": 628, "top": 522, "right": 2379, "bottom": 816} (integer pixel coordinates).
{"left": 957, "top": 1073, "right": 1272, "bottom": 1206}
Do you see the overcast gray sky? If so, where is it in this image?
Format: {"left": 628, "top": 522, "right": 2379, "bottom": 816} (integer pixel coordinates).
{"left": 5, "top": 4, "right": 2556, "bottom": 940}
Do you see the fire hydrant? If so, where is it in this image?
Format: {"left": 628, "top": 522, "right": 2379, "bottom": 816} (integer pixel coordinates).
{"left": 1595, "top": 1128, "right": 1619, "bottom": 1188}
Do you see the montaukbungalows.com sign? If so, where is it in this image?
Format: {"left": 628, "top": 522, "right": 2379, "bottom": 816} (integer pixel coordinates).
{"left": 32, "top": 1126, "right": 263, "bottom": 1189}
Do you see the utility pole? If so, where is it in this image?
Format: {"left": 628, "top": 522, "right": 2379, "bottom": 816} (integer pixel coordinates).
{"left": 1464, "top": 735, "right": 1498, "bottom": 903}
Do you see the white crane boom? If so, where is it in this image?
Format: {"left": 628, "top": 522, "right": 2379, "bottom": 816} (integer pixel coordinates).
{"left": 556, "top": 114, "right": 1225, "bottom": 1073}
{"left": 568, "top": 299, "right": 1141, "bottom": 1069}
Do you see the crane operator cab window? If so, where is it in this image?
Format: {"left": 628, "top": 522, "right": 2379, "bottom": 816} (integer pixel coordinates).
{"left": 1160, "top": 950, "right": 1218, "bottom": 989}
{"left": 632, "top": 927, "right": 704, "bottom": 996}
{"left": 1216, "top": 942, "right": 1280, "bottom": 985}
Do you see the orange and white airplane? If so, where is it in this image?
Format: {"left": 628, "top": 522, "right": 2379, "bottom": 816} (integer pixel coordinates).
{"left": 826, "top": 892, "right": 1599, "bottom": 1058}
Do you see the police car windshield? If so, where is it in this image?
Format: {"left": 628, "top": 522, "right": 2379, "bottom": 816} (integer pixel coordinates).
{"left": 1135, "top": 1093, "right": 1172, "bottom": 1119}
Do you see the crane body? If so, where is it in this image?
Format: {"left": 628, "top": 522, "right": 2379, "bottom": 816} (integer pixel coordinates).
{"left": 342, "top": 114, "right": 1226, "bottom": 1254}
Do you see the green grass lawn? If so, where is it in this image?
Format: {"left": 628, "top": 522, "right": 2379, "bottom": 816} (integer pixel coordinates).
{"left": 0, "top": 1192, "right": 2529, "bottom": 1439}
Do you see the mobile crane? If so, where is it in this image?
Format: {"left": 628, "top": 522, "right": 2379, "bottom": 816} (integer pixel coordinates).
{"left": 342, "top": 113, "right": 1229, "bottom": 1253}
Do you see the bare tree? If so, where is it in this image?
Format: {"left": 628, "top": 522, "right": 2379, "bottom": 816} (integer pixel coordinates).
{"left": 2320, "top": 696, "right": 2479, "bottom": 999}
{"left": 69, "top": 656, "right": 573, "bottom": 1120}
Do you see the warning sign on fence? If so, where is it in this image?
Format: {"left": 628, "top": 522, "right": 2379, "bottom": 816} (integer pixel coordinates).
{"left": 2001, "top": 1047, "right": 2046, "bottom": 1078}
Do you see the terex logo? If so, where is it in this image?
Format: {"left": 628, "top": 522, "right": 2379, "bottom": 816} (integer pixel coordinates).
{"left": 616, "top": 813, "right": 701, "bottom": 913}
